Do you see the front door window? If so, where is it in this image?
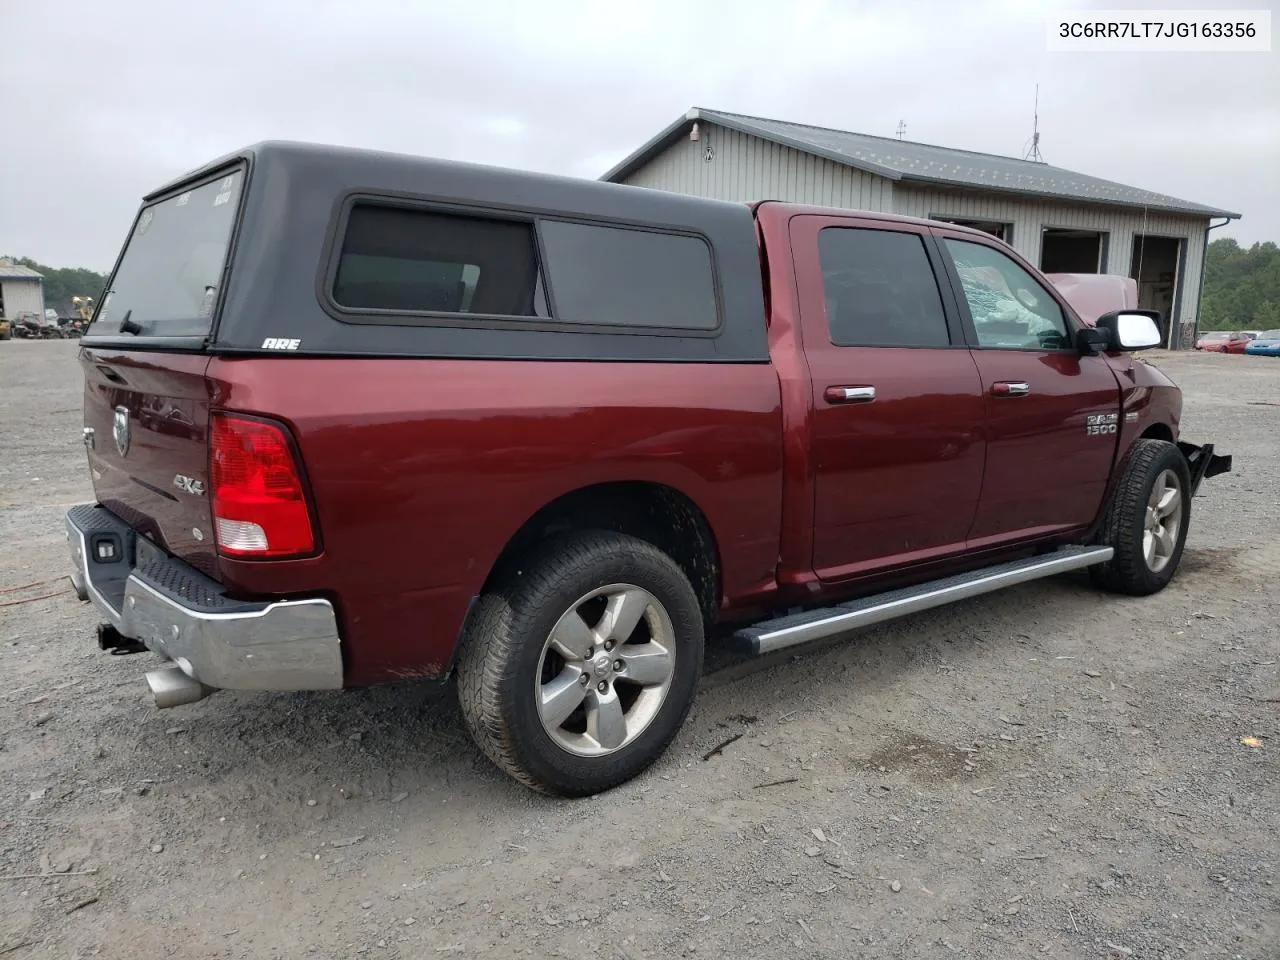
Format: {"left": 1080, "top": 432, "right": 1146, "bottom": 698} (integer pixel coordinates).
{"left": 944, "top": 238, "right": 1070, "bottom": 350}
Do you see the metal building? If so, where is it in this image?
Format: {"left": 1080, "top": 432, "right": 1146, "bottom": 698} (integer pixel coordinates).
{"left": 603, "top": 108, "right": 1241, "bottom": 347}
{"left": 0, "top": 259, "right": 46, "bottom": 321}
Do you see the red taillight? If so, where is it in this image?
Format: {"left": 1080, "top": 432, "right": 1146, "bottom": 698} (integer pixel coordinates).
{"left": 209, "top": 413, "right": 316, "bottom": 559}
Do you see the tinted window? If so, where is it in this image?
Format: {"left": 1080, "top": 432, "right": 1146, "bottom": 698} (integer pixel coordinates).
{"left": 92, "top": 168, "right": 244, "bottom": 338}
{"left": 539, "top": 220, "right": 718, "bottom": 330}
{"left": 333, "top": 206, "right": 544, "bottom": 316}
{"left": 817, "top": 228, "right": 950, "bottom": 347}
{"left": 944, "top": 238, "right": 1070, "bottom": 350}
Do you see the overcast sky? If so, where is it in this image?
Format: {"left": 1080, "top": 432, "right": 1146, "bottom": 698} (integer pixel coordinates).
{"left": 1, "top": 0, "right": 1275, "bottom": 271}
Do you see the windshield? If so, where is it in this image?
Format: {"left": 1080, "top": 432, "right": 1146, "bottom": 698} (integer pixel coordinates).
{"left": 91, "top": 166, "right": 245, "bottom": 338}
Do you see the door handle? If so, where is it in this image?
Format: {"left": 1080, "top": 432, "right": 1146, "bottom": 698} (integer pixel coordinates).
{"left": 990, "top": 381, "right": 1030, "bottom": 397}
{"left": 824, "top": 385, "right": 876, "bottom": 404}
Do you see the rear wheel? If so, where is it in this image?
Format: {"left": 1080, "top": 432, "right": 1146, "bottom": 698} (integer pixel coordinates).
{"left": 1091, "top": 439, "right": 1192, "bottom": 595}
{"left": 456, "top": 531, "right": 704, "bottom": 796}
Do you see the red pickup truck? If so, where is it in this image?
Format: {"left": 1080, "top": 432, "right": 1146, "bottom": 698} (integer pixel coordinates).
{"left": 66, "top": 142, "right": 1230, "bottom": 796}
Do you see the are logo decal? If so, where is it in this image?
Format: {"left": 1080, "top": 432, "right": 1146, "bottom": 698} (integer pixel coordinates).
{"left": 261, "top": 338, "right": 301, "bottom": 350}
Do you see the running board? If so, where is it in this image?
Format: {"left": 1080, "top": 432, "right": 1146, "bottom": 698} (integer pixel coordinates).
{"left": 734, "top": 545, "right": 1114, "bottom": 655}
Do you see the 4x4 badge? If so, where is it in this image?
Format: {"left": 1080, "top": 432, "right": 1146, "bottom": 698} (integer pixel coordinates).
{"left": 113, "top": 406, "right": 131, "bottom": 456}
{"left": 173, "top": 474, "right": 206, "bottom": 497}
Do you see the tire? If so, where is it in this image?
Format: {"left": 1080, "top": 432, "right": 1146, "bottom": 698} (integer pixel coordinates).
{"left": 456, "top": 530, "right": 705, "bottom": 796}
{"left": 1091, "top": 439, "right": 1192, "bottom": 596}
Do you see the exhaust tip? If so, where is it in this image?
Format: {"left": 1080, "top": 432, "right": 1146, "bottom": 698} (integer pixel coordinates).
{"left": 145, "top": 665, "right": 216, "bottom": 709}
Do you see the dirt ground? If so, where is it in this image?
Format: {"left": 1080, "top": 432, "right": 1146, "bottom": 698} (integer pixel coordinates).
{"left": 1, "top": 340, "right": 1276, "bottom": 960}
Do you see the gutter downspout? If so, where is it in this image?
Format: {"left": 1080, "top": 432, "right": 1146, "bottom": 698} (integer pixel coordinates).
{"left": 1186, "top": 217, "right": 1232, "bottom": 349}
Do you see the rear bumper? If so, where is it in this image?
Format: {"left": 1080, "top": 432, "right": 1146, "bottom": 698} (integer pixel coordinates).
{"left": 1178, "top": 441, "right": 1232, "bottom": 496}
{"left": 66, "top": 504, "right": 343, "bottom": 692}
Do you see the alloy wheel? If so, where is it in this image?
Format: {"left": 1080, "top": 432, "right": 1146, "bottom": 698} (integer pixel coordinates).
{"left": 535, "top": 584, "right": 676, "bottom": 757}
{"left": 1143, "top": 468, "right": 1183, "bottom": 573}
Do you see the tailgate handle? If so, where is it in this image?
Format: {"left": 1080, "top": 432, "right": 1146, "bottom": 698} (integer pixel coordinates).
{"left": 991, "top": 381, "right": 1030, "bottom": 397}
{"left": 824, "top": 385, "right": 876, "bottom": 404}
{"left": 96, "top": 364, "right": 127, "bottom": 385}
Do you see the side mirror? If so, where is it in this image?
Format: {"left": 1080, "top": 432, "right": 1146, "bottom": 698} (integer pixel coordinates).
{"left": 1096, "top": 310, "right": 1163, "bottom": 351}
{"left": 1075, "top": 326, "right": 1112, "bottom": 356}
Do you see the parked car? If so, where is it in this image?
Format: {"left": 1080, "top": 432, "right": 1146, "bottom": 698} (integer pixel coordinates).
{"left": 65, "top": 142, "right": 1232, "bottom": 796}
{"left": 1195, "top": 330, "right": 1254, "bottom": 353}
{"left": 0, "top": 317, "right": 9, "bottom": 340}
{"left": 1244, "top": 330, "right": 1280, "bottom": 356}
{"left": 1221, "top": 331, "right": 1255, "bottom": 354}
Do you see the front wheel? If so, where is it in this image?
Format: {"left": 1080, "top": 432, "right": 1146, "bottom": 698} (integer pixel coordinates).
{"left": 1091, "top": 439, "right": 1192, "bottom": 595}
{"left": 456, "top": 531, "right": 704, "bottom": 796}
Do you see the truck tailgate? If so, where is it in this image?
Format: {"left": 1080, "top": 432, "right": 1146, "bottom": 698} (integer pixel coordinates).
{"left": 81, "top": 348, "right": 218, "bottom": 577}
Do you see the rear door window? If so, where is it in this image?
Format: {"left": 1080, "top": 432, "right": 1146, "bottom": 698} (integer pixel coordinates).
{"left": 333, "top": 206, "right": 546, "bottom": 317}
{"left": 92, "top": 168, "right": 245, "bottom": 338}
{"left": 817, "top": 227, "right": 952, "bottom": 347}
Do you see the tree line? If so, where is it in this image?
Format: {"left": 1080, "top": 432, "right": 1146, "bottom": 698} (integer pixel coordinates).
{"left": 1200, "top": 238, "right": 1280, "bottom": 332}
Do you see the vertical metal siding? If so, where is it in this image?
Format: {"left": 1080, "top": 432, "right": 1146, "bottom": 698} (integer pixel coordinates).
{"left": 620, "top": 129, "right": 1210, "bottom": 331}
{"left": 622, "top": 125, "right": 894, "bottom": 212}
{"left": 0, "top": 279, "right": 45, "bottom": 318}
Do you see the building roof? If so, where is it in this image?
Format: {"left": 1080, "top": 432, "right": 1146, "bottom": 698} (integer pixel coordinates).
{"left": 0, "top": 262, "right": 43, "bottom": 280}
{"left": 602, "top": 108, "right": 1241, "bottom": 220}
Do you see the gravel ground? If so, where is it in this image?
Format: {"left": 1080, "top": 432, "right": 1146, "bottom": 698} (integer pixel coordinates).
{"left": 1, "top": 340, "right": 1276, "bottom": 960}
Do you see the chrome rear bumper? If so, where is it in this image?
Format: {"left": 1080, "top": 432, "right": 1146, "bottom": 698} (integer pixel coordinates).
{"left": 66, "top": 504, "right": 343, "bottom": 695}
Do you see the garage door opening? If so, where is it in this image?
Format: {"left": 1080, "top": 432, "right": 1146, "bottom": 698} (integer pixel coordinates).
{"left": 932, "top": 217, "right": 1011, "bottom": 242}
{"left": 1130, "top": 235, "right": 1182, "bottom": 326}
{"left": 1040, "top": 228, "right": 1108, "bottom": 273}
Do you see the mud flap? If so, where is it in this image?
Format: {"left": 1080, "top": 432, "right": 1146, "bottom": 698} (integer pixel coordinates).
{"left": 1178, "top": 441, "right": 1232, "bottom": 496}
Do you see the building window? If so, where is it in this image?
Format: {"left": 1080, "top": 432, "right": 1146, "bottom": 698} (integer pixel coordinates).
{"left": 1040, "top": 228, "right": 1108, "bottom": 274}
{"left": 817, "top": 227, "right": 952, "bottom": 348}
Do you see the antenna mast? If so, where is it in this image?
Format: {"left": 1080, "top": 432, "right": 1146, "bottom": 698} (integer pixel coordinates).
{"left": 895, "top": 120, "right": 906, "bottom": 140}
{"left": 1023, "top": 85, "right": 1045, "bottom": 162}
